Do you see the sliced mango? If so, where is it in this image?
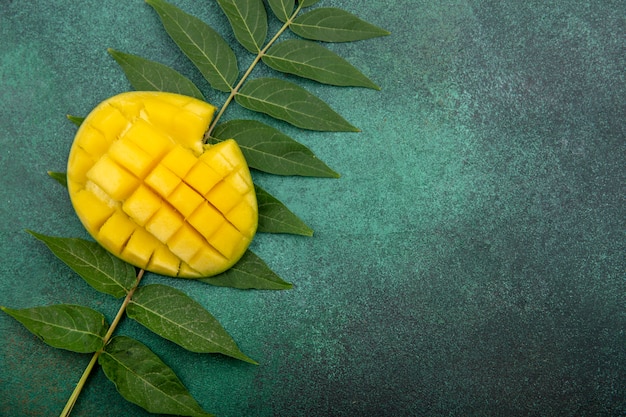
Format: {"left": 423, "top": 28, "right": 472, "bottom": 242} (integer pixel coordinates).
{"left": 67, "top": 91, "right": 257, "bottom": 277}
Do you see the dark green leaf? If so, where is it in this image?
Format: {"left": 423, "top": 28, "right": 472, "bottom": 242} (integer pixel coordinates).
{"left": 267, "top": 0, "right": 294, "bottom": 22}
{"left": 216, "top": 0, "right": 267, "bottom": 53}
{"left": 27, "top": 231, "right": 136, "bottom": 298}
{"left": 1, "top": 304, "right": 107, "bottom": 353}
{"left": 66, "top": 114, "right": 84, "bottom": 126}
{"left": 48, "top": 171, "right": 67, "bottom": 187}
{"left": 127, "top": 284, "right": 257, "bottom": 364}
{"left": 211, "top": 119, "right": 339, "bottom": 177}
{"left": 146, "top": 0, "right": 238, "bottom": 92}
{"left": 108, "top": 49, "right": 204, "bottom": 100}
{"left": 256, "top": 185, "right": 313, "bottom": 235}
{"left": 99, "top": 336, "right": 214, "bottom": 417}
{"left": 235, "top": 77, "right": 358, "bottom": 131}
{"left": 298, "top": 0, "right": 321, "bottom": 7}
{"left": 290, "top": 8, "right": 390, "bottom": 42}
{"left": 200, "top": 250, "right": 292, "bottom": 290}
{"left": 263, "top": 39, "right": 379, "bottom": 89}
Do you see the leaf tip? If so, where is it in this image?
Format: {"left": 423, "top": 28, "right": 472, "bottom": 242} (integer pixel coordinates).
{"left": 145, "top": 0, "right": 159, "bottom": 10}
{"left": 47, "top": 171, "right": 68, "bottom": 187}
{"left": 25, "top": 229, "right": 48, "bottom": 244}
{"left": 247, "top": 357, "right": 260, "bottom": 366}
{"left": 232, "top": 351, "right": 259, "bottom": 365}
{"left": 106, "top": 48, "right": 121, "bottom": 61}
{"left": 344, "top": 123, "right": 361, "bottom": 133}
{"left": 66, "top": 114, "right": 84, "bottom": 126}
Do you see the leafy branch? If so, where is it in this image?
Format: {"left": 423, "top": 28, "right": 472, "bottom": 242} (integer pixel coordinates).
{"left": 207, "top": 0, "right": 305, "bottom": 135}
{"left": 3, "top": 0, "right": 388, "bottom": 416}
{"left": 59, "top": 269, "right": 145, "bottom": 417}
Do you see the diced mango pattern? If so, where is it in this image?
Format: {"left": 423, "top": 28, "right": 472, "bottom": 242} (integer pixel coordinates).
{"left": 67, "top": 91, "right": 257, "bottom": 278}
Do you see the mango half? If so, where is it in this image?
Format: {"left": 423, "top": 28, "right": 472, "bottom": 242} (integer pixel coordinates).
{"left": 67, "top": 91, "right": 257, "bottom": 278}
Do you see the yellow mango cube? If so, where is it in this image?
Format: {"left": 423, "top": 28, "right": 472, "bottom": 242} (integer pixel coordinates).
{"left": 214, "top": 139, "right": 243, "bottom": 169}
{"left": 67, "top": 147, "right": 96, "bottom": 183}
{"left": 145, "top": 205, "right": 184, "bottom": 243}
{"left": 75, "top": 125, "right": 110, "bottom": 157}
{"left": 171, "top": 111, "right": 206, "bottom": 154}
{"left": 160, "top": 145, "right": 198, "bottom": 178}
{"left": 227, "top": 170, "right": 252, "bottom": 194}
{"left": 184, "top": 98, "right": 217, "bottom": 119}
{"left": 122, "top": 228, "right": 161, "bottom": 268}
{"left": 86, "top": 155, "right": 138, "bottom": 201}
{"left": 178, "top": 263, "right": 202, "bottom": 278}
{"left": 122, "top": 118, "right": 174, "bottom": 159}
{"left": 200, "top": 150, "right": 233, "bottom": 177}
{"left": 147, "top": 245, "right": 182, "bottom": 277}
{"left": 167, "top": 227, "right": 204, "bottom": 264}
{"left": 122, "top": 185, "right": 161, "bottom": 226}
{"left": 226, "top": 195, "right": 257, "bottom": 237}
{"left": 168, "top": 183, "right": 204, "bottom": 218}
{"left": 207, "top": 181, "right": 241, "bottom": 214}
{"left": 108, "top": 137, "right": 156, "bottom": 178}
{"left": 87, "top": 104, "right": 130, "bottom": 141}
{"left": 184, "top": 160, "right": 222, "bottom": 195}
{"left": 209, "top": 222, "right": 246, "bottom": 259}
{"left": 187, "top": 202, "right": 224, "bottom": 240}
{"left": 144, "top": 164, "right": 181, "bottom": 198}
{"left": 141, "top": 97, "right": 183, "bottom": 129}
{"left": 98, "top": 211, "right": 137, "bottom": 254}
{"left": 189, "top": 245, "right": 226, "bottom": 276}
{"left": 70, "top": 189, "right": 115, "bottom": 233}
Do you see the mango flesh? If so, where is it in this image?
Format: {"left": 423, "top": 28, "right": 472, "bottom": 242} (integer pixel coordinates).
{"left": 67, "top": 91, "right": 257, "bottom": 278}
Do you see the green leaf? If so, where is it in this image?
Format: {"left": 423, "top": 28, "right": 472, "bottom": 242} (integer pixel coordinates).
{"left": 27, "top": 231, "right": 136, "bottom": 298}
{"left": 256, "top": 185, "right": 313, "bottom": 235}
{"left": 48, "top": 171, "right": 67, "bottom": 187}
{"left": 99, "top": 336, "right": 214, "bottom": 417}
{"left": 267, "top": 0, "right": 294, "bottom": 22}
{"left": 66, "top": 114, "right": 84, "bottom": 126}
{"left": 263, "top": 39, "right": 379, "bottom": 89}
{"left": 127, "top": 284, "right": 257, "bottom": 364}
{"left": 146, "top": 0, "right": 238, "bottom": 92}
{"left": 290, "top": 8, "right": 390, "bottom": 42}
{"left": 216, "top": 0, "right": 267, "bottom": 53}
{"left": 298, "top": 0, "right": 321, "bottom": 7}
{"left": 211, "top": 119, "right": 339, "bottom": 177}
{"left": 1, "top": 304, "right": 108, "bottom": 353}
{"left": 235, "top": 77, "right": 358, "bottom": 131}
{"left": 200, "top": 250, "right": 293, "bottom": 290}
{"left": 108, "top": 48, "right": 204, "bottom": 100}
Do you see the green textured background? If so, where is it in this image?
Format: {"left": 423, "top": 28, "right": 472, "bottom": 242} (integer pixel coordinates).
{"left": 1, "top": 1, "right": 624, "bottom": 416}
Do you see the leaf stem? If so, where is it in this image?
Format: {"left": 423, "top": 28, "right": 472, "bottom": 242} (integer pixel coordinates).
{"left": 58, "top": 269, "right": 146, "bottom": 417}
{"left": 204, "top": 3, "right": 304, "bottom": 139}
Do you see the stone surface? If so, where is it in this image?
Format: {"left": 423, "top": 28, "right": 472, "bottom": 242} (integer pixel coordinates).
{"left": 0, "top": 0, "right": 624, "bottom": 416}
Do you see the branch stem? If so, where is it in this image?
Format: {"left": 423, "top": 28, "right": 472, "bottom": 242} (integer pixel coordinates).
{"left": 58, "top": 269, "right": 146, "bottom": 417}
{"left": 204, "top": 3, "right": 304, "bottom": 140}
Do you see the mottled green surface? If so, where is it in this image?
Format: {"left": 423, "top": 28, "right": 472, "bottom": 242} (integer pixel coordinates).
{"left": 1, "top": 1, "right": 624, "bottom": 416}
